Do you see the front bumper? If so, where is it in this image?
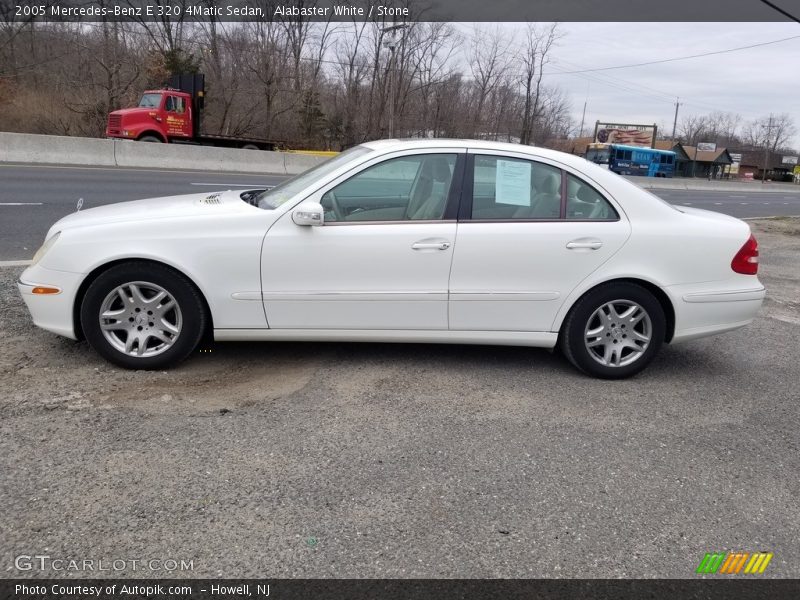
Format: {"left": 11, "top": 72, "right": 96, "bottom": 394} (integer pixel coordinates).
{"left": 18, "top": 264, "right": 83, "bottom": 340}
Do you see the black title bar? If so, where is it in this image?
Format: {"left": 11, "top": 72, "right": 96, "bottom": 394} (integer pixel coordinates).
{"left": 4, "top": 0, "right": 800, "bottom": 22}
{"left": 3, "top": 579, "right": 800, "bottom": 600}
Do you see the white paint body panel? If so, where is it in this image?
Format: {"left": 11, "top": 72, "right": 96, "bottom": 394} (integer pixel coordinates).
{"left": 17, "top": 139, "right": 764, "bottom": 352}
{"left": 261, "top": 216, "right": 456, "bottom": 330}
{"left": 449, "top": 220, "right": 630, "bottom": 331}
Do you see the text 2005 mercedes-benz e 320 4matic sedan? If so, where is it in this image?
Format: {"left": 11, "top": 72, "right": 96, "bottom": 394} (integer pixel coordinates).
{"left": 19, "top": 140, "right": 765, "bottom": 378}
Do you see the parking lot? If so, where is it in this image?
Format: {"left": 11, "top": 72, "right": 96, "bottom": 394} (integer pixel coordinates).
{"left": 1, "top": 217, "right": 798, "bottom": 579}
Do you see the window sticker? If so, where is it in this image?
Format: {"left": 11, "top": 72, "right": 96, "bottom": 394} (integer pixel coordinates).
{"left": 495, "top": 159, "right": 532, "bottom": 206}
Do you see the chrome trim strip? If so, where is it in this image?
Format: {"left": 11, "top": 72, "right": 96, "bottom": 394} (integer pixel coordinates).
{"left": 262, "top": 291, "right": 448, "bottom": 302}
{"left": 323, "top": 219, "right": 456, "bottom": 226}
{"left": 682, "top": 287, "right": 766, "bottom": 303}
{"left": 450, "top": 291, "right": 560, "bottom": 301}
{"left": 459, "top": 219, "right": 620, "bottom": 224}
{"left": 231, "top": 292, "right": 263, "bottom": 301}
{"left": 263, "top": 290, "right": 446, "bottom": 295}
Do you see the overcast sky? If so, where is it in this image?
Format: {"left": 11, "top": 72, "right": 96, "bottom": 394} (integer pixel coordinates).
{"left": 456, "top": 22, "right": 800, "bottom": 148}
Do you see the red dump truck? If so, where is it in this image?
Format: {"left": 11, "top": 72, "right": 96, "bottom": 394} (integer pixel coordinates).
{"left": 105, "top": 73, "right": 279, "bottom": 151}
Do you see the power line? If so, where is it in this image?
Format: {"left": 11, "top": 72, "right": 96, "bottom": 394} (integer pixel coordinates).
{"left": 759, "top": 0, "right": 800, "bottom": 24}
{"left": 548, "top": 55, "right": 763, "bottom": 118}
{"left": 552, "top": 34, "right": 800, "bottom": 74}
{"left": 548, "top": 59, "right": 676, "bottom": 103}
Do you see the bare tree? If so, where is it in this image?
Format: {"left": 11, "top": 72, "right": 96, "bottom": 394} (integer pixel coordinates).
{"left": 678, "top": 114, "right": 709, "bottom": 146}
{"left": 518, "top": 23, "right": 560, "bottom": 145}
{"left": 468, "top": 26, "right": 513, "bottom": 138}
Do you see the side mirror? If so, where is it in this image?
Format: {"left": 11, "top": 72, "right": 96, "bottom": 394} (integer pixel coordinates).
{"left": 292, "top": 202, "right": 324, "bottom": 226}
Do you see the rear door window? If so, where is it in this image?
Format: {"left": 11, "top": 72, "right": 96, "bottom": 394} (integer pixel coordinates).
{"left": 470, "top": 155, "right": 562, "bottom": 220}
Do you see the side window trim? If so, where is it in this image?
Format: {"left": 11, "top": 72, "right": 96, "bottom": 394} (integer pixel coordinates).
{"left": 565, "top": 172, "right": 620, "bottom": 221}
{"left": 457, "top": 153, "right": 475, "bottom": 221}
{"left": 460, "top": 151, "right": 622, "bottom": 223}
{"left": 444, "top": 152, "right": 467, "bottom": 221}
{"left": 461, "top": 152, "right": 565, "bottom": 222}
{"left": 318, "top": 151, "right": 465, "bottom": 225}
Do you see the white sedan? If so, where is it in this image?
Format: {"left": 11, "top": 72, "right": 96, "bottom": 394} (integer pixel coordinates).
{"left": 18, "top": 139, "right": 765, "bottom": 378}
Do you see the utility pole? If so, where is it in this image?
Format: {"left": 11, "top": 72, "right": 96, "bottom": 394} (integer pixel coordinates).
{"left": 380, "top": 24, "right": 407, "bottom": 138}
{"left": 671, "top": 98, "right": 681, "bottom": 144}
{"left": 762, "top": 113, "right": 774, "bottom": 184}
{"left": 578, "top": 100, "right": 587, "bottom": 138}
{"left": 578, "top": 82, "right": 590, "bottom": 138}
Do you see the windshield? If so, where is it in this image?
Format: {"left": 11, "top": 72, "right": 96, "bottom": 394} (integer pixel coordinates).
{"left": 138, "top": 93, "right": 162, "bottom": 108}
{"left": 257, "top": 145, "right": 373, "bottom": 209}
{"left": 586, "top": 148, "right": 610, "bottom": 164}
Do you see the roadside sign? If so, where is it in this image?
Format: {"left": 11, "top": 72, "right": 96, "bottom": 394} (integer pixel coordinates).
{"left": 697, "top": 142, "right": 717, "bottom": 152}
{"left": 782, "top": 156, "right": 798, "bottom": 165}
{"left": 593, "top": 122, "right": 657, "bottom": 147}
{"left": 729, "top": 152, "right": 741, "bottom": 175}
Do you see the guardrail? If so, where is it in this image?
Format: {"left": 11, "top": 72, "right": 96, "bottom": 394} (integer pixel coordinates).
{"left": 627, "top": 176, "right": 800, "bottom": 194}
{"left": 0, "top": 132, "right": 326, "bottom": 175}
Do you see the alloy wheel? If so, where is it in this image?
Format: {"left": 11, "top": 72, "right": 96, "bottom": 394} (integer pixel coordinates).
{"left": 98, "top": 281, "right": 182, "bottom": 357}
{"left": 584, "top": 300, "right": 652, "bottom": 368}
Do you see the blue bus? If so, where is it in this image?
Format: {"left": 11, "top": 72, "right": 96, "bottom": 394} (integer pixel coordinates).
{"left": 607, "top": 144, "right": 676, "bottom": 178}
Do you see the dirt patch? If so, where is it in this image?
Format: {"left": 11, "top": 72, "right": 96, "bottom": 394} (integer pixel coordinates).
{"left": 0, "top": 278, "right": 324, "bottom": 416}
{"left": 750, "top": 215, "right": 800, "bottom": 237}
{"left": 748, "top": 217, "right": 800, "bottom": 326}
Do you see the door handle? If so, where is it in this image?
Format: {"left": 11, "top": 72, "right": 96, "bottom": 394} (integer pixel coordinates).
{"left": 412, "top": 240, "right": 451, "bottom": 251}
{"left": 566, "top": 239, "right": 603, "bottom": 250}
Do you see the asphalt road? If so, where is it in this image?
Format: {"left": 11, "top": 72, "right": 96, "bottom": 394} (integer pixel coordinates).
{"left": 1, "top": 218, "right": 798, "bottom": 578}
{"left": 652, "top": 188, "right": 800, "bottom": 219}
{"left": 2, "top": 163, "right": 800, "bottom": 261}
{"left": 0, "top": 164, "right": 285, "bottom": 261}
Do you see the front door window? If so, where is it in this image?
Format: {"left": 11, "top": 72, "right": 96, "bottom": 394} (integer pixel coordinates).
{"left": 321, "top": 154, "right": 457, "bottom": 222}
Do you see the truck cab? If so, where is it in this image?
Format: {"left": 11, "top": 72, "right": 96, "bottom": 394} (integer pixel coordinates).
{"left": 106, "top": 73, "right": 278, "bottom": 150}
{"left": 106, "top": 89, "right": 194, "bottom": 142}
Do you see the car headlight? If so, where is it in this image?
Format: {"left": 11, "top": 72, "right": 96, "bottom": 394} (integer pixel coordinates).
{"left": 31, "top": 232, "right": 60, "bottom": 265}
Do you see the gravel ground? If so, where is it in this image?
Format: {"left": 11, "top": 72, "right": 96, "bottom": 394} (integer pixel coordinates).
{"left": 1, "top": 218, "right": 798, "bottom": 579}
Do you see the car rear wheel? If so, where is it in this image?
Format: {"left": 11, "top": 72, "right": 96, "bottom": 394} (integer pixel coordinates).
{"left": 80, "top": 262, "right": 207, "bottom": 369}
{"left": 560, "top": 283, "right": 665, "bottom": 379}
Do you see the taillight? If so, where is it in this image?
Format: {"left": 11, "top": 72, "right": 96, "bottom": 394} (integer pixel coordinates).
{"left": 731, "top": 234, "right": 759, "bottom": 275}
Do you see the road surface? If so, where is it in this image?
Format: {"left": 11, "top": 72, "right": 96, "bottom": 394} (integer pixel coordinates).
{"left": 2, "top": 163, "right": 799, "bottom": 260}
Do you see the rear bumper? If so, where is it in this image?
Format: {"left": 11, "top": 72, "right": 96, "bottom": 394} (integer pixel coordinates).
{"left": 669, "top": 282, "right": 766, "bottom": 343}
{"left": 18, "top": 264, "right": 83, "bottom": 340}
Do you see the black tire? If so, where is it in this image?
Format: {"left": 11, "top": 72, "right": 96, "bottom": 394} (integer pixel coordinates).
{"left": 139, "top": 135, "right": 162, "bottom": 143}
{"left": 559, "top": 282, "right": 666, "bottom": 379}
{"left": 241, "top": 143, "right": 260, "bottom": 150}
{"left": 80, "top": 262, "right": 207, "bottom": 370}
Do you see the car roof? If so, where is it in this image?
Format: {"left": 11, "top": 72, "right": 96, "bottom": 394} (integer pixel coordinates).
{"left": 359, "top": 138, "right": 590, "bottom": 170}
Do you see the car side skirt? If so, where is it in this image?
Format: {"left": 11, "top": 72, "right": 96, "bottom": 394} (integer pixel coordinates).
{"left": 214, "top": 328, "right": 558, "bottom": 348}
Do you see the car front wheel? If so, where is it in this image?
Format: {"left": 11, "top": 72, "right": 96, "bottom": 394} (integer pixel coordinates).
{"left": 80, "top": 262, "right": 207, "bottom": 369}
{"left": 560, "top": 283, "right": 665, "bottom": 379}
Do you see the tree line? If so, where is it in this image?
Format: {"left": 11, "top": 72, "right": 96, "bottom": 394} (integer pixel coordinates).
{"left": 673, "top": 110, "right": 797, "bottom": 158}
{"left": 0, "top": 8, "right": 572, "bottom": 149}
{"left": 1, "top": 7, "right": 795, "bottom": 158}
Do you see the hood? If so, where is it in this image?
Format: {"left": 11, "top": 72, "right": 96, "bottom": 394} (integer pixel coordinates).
{"left": 109, "top": 107, "right": 152, "bottom": 119}
{"left": 48, "top": 190, "right": 262, "bottom": 237}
